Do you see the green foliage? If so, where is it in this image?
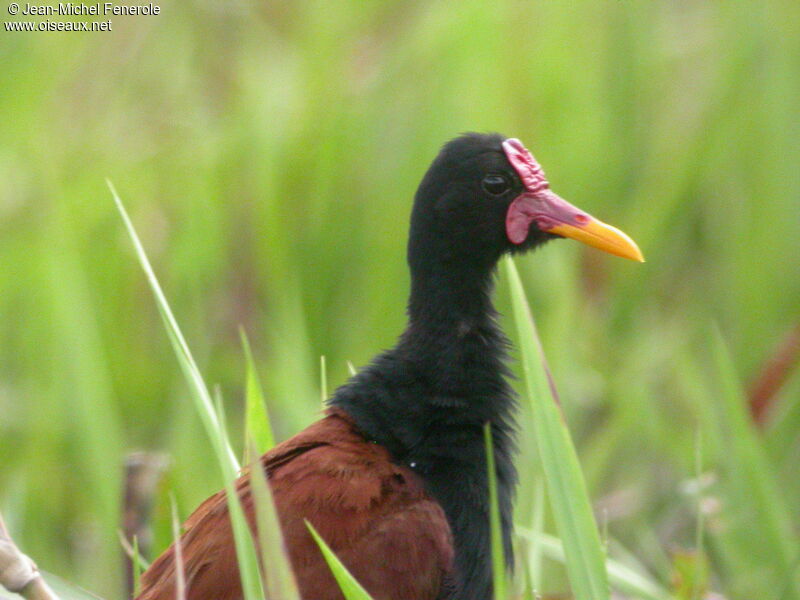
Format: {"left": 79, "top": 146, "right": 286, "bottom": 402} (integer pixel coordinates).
{"left": 241, "top": 329, "right": 275, "bottom": 459}
{"left": 702, "top": 327, "right": 800, "bottom": 598}
{"left": 111, "top": 186, "right": 265, "bottom": 600}
{"left": 169, "top": 496, "right": 187, "bottom": 600}
{"left": 670, "top": 550, "right": 709, "bottom": 600}
{"left": 505, "top": 257, "right": 609, "bottom": 600}
{"left": 524, "top": 482, "right": 546, "bottom": 595}
{"left": 131, "top": 535, "right": 146, "bottom": 597}
{"left": 248, "top": 440, "right": 302, "bottom": 600}
{"left": 305, "top": 522, "right": 373, "bottom": 600}
{"left": 483, "top": 423, "right": 508, "bottom": 599}
{"left": 41, "top": 573, "right": 104, "bottom": 600}
{"left": 1, "top": 2, "right": 799, "bottom": 599}
{"left": 518, "top": 529, "right": 670, "bottom": 600}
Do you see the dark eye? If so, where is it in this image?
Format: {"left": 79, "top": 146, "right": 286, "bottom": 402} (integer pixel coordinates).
{"left": 482, "top": 174, "right": 510, "bottom": 196}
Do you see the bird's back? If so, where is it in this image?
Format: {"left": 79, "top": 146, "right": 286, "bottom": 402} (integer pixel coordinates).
{"left": 136, "top": 409, "right": 454, "bottom": 600}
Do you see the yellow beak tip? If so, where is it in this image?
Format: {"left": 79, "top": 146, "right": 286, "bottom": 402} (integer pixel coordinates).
{"left": 549, "top": 220, "right": 644, "bottom": 264}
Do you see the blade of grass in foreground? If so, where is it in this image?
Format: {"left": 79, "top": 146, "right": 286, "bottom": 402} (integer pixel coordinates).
{"left": 132, "top": 536, "right": 145, "bottom": 597}
{"left": 306, "top": 522, "right": 373, "bottom": 600}
{"left": 504, "top": 257, "right": 609, "bottom": 600}
{"left": 116, "top": 530, "right": 149, "bottom": 596}
{"left": 320, "top": 355, "right": 328, "bottom": 404}
{"left": 526, "top": 481, "right": 545, "bottom": 594}
{"left": 483, "top": 423, "right": 508, "bottom": 599}
{"left": 110, "top": 182, "right": 265, "bottom": 600}
{"left": 707, "top": 326, "right": 800, "bottom": 599}
{"left": 41, "top": 573, "right": 104, "bottom": 600}
{"left": 0, "top": 571, "right": 105, "bottom": 600}
{"left": 170, "top": 497, "right": 187, "bottom": 600}
{"left": 517, "top": 529, "right": 670, "bottom": 600}
{"left": 241, "top": 328, "right": 275, "bottom": 459}
{"left": 248, "top": 440, "right": 301, "bottom": 600}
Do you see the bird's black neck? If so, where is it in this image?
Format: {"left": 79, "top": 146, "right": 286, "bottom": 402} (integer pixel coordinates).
{"left": 330, "top": 260, "right": 517, "bottom": 600}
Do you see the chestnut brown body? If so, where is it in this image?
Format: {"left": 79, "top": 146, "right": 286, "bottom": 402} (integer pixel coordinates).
{"left": 137, "top": 410, "right": 453, "bottom": 600}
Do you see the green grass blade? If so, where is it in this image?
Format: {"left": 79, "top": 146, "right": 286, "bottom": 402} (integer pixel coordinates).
{"left": 248, "top": 439, "right": 301, "bottom": 600}
{"left": 219, "top": 479, "right": 265, "bottom": 600}
{"left": 504, "top": 256, "right": 609, "bottom": 600}
{"left": 117, "top": 530, "right": 151, "bottom": 573}
{"left": 132, "top": 535, "right": 144, "bottom": 598}
{"left": 305, "top": 521, "right": 373, "bottom": 600}
{"left": 689, "top": 430, "right": 706, "bottom": 600}
{"left": 241, "top": 329, "right": 275, "bottom": 458}
{"left": 40, "top": 573, "right": 106, "bottom": 600}
{"left": 526, "top": 481, "right": 545, "bottom": 594}
{"left": 483, "top": 423, "right": 507, "bottom": 599}
{"left": 707, "top": 325, "right": 800, "bottom": 598}
{"left": 170, "top": 497, "right": 187, "bottom": 600}
{"left": 213, "top": 385, "right": 230, "bottom": 447}
{"left": 517, "top": 529, "right": 670, "bottom": 600}
{"left": 109, "top": 180, "right": 239, "bottom": 475}
{"left": 117, "top": 530, "right": 149, "bottom": 596}
{"left": 110, "top": 182, "right": 265, "bottom": 600}
{"left": 320, "top": 355, "right": 328, "bottom": 405}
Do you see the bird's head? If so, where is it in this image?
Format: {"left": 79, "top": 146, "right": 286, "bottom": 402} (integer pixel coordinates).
{"left": 408, "top": 133, "right": 643, "bottom": 276}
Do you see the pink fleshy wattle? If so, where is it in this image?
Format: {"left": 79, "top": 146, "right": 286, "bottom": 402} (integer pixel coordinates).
{"left": 502, "top": 138, "right": 552, "bottom": 244}
{"left": 505, "top": 194, "right": 537, "bottom": 245}
{"left": 502, "top": 138, "right": 550, "bottom": 194}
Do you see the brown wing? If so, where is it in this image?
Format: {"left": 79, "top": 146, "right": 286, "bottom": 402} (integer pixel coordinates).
{"left": 137, "top": 409, "right": 454, "bottom": 600}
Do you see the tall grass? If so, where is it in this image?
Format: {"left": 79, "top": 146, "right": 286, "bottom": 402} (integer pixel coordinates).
{"left": 505, "top": 257, "right": 609, "bottom": 600}
{"left": 111, "top": 184, "right": 266, "bottom": 600}
{"left": 1, "top": 2, "right": 799, "bottom": 599}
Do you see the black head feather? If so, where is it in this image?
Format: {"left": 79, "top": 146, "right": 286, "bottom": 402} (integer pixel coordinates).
{"left": 408, "top": 133, "right": 553, "bottom": 280}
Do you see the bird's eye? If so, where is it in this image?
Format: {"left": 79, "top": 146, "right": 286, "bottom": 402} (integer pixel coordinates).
{"left": 482, "top": 174, "right": 510, "bottom": 196}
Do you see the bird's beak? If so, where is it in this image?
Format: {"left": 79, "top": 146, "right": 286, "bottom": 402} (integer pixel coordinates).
{"left": 506, "top": 188, "right": 645, "bottom": 262}
{"left": 502, "top": 138, "right": 644, "bottom": 262}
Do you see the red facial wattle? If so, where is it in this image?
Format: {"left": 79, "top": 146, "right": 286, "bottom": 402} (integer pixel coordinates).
{"left": 501, "top": 138, "right": 644, "bottom": 262}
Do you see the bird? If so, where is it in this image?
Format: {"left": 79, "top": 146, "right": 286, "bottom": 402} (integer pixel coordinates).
{"left": 136, "top": 133, "right": 643, "bottom": 600}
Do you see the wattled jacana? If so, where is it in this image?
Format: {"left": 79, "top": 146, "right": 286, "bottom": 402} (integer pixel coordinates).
{"left": 136, "top": 133, "right": 643, "bottom": 600}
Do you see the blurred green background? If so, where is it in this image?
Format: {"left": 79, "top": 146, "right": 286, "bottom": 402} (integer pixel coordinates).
{"left": 1, "top": 1, "right": 798, "bottom": 598}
